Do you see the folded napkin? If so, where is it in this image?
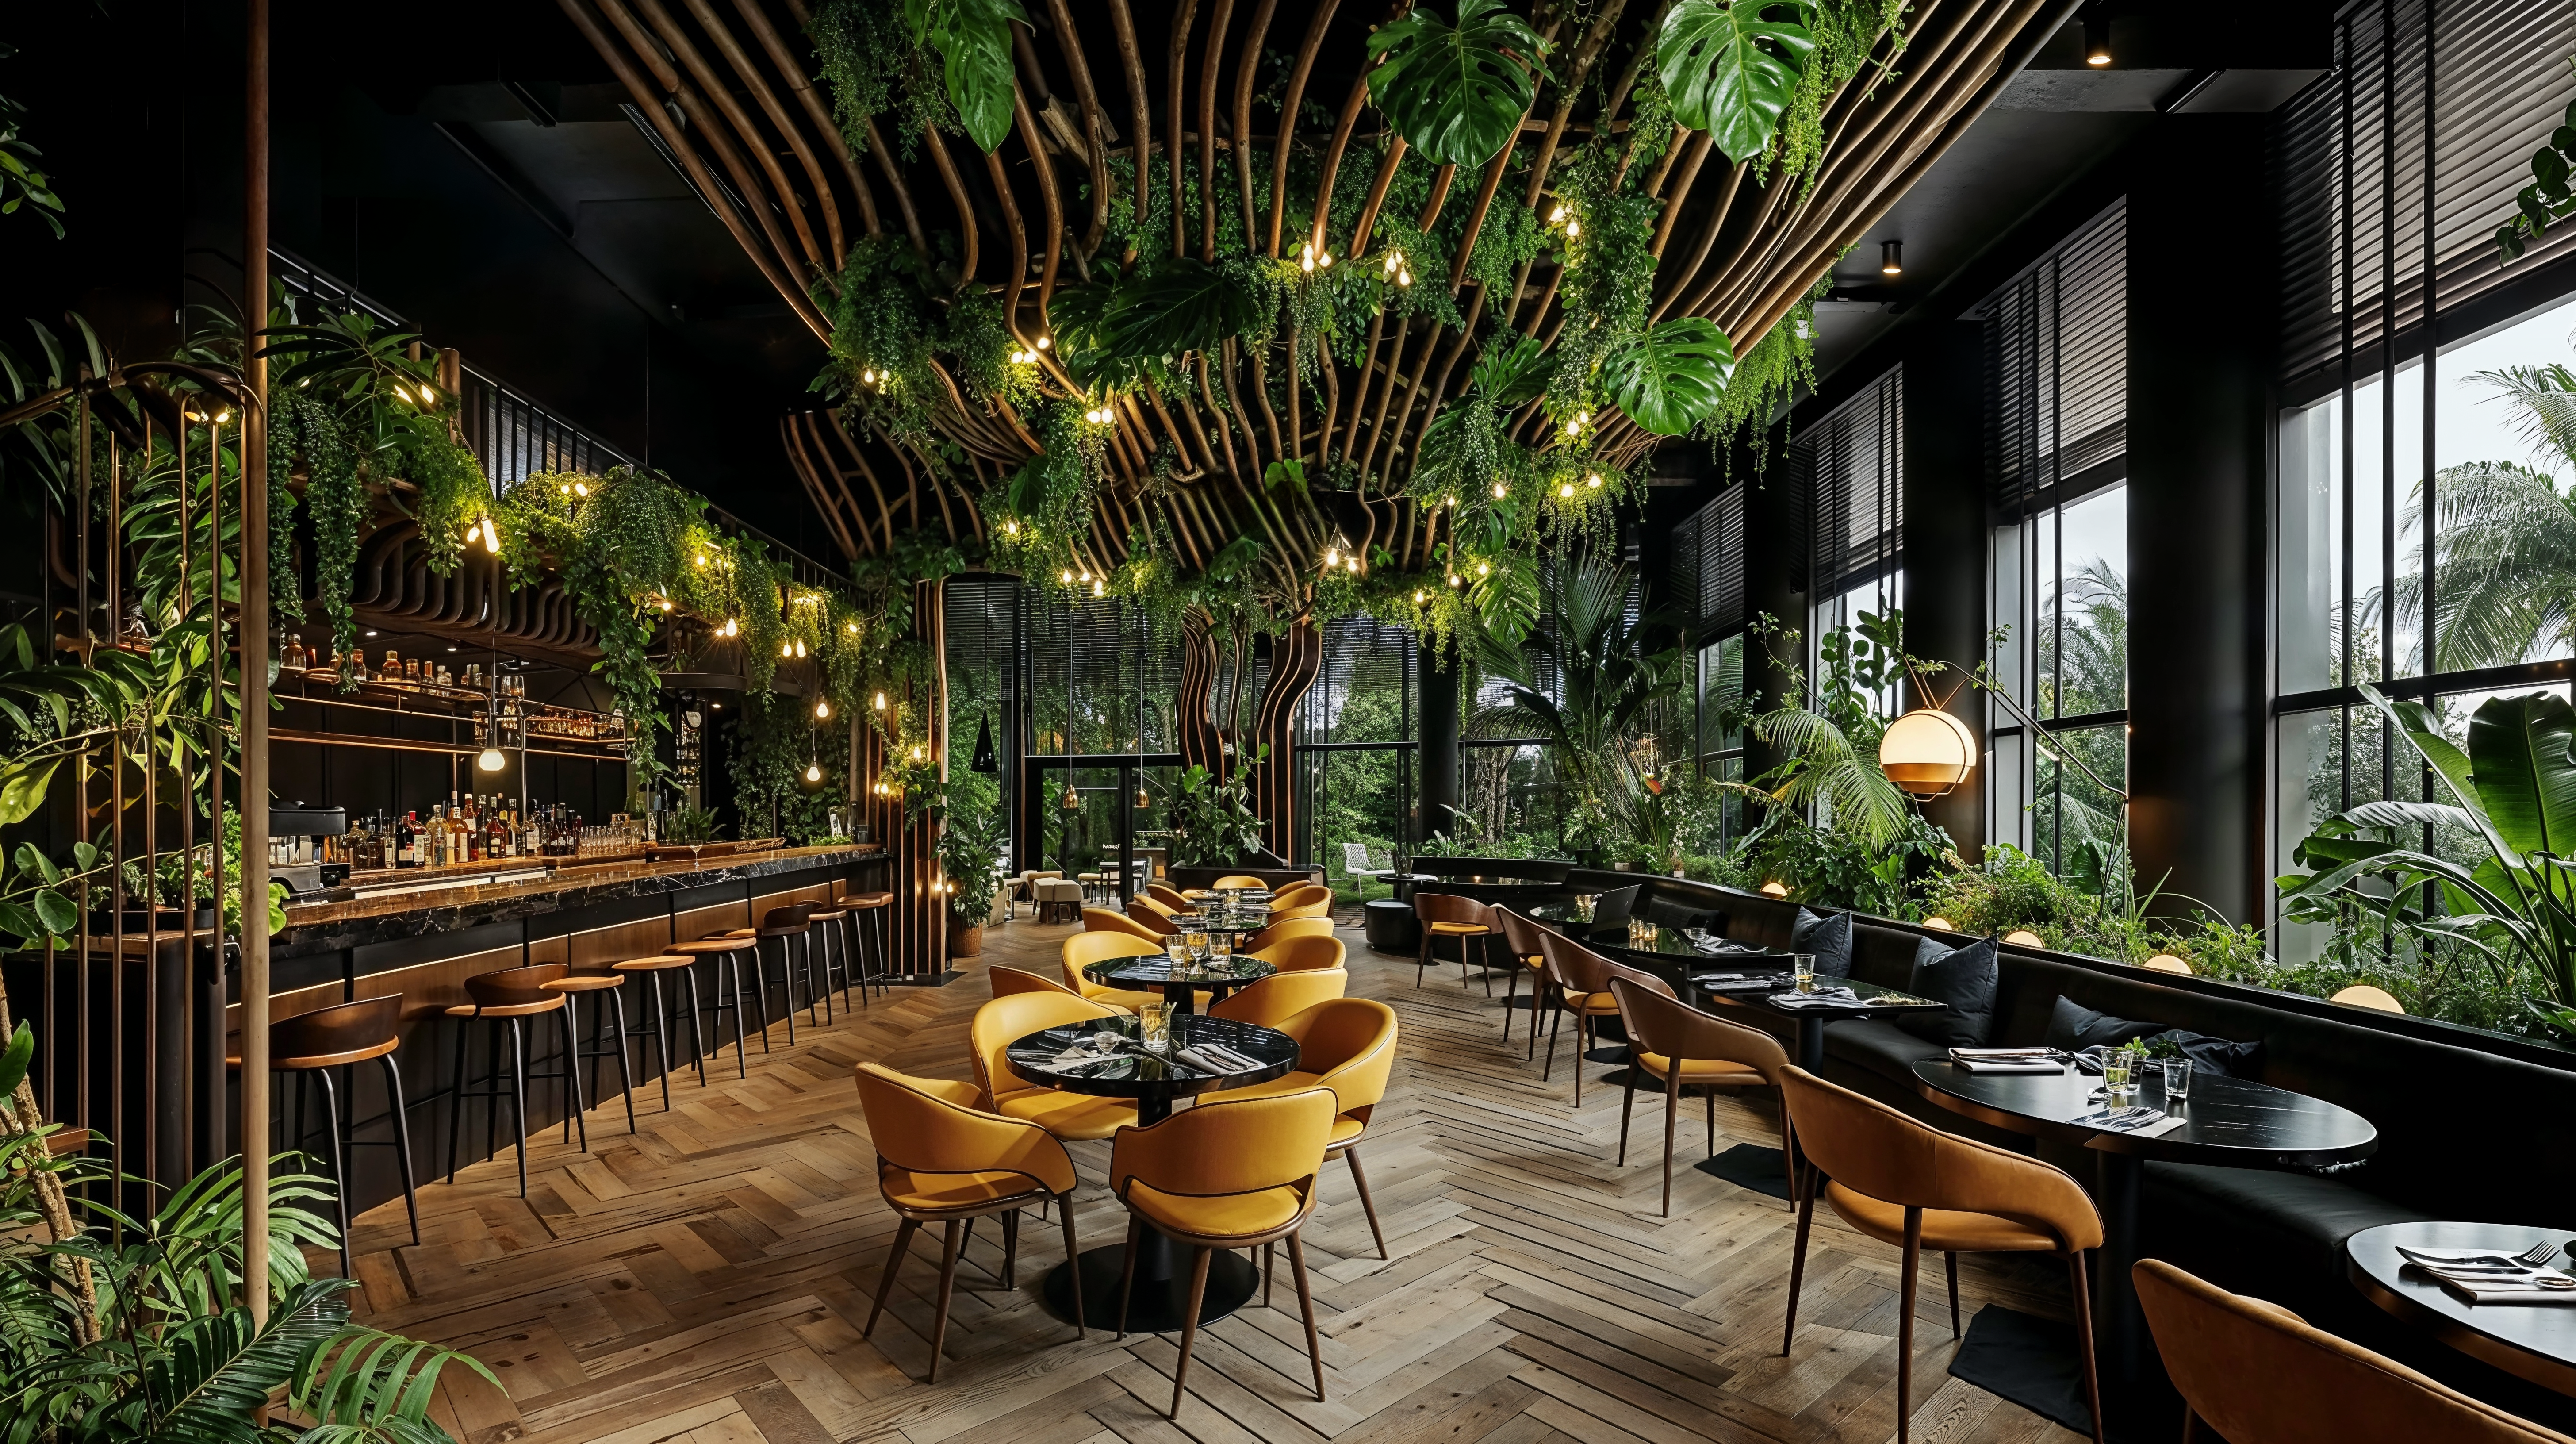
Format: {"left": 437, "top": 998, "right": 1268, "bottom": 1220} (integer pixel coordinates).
{"left": 2416, "top": 1264, "right": 2576, "bottom": 1305}
{"left": 1954, "top": 1047, "right": 2056, "bottom": 1058}
{"left": 1175, "top": 1044, "right": 1262, "bottom": 1074}
{"left": 1951, "top": 1056, "right": 2065, "bottom": 1075}
{"left": 2400, "top": 1245, "right": 2559, "bottom": 1267}
{"left": 1050, "top": 1035, "right": 1128, "bottom": 1067}
{"left": 2070, "top": 1105, "right": 2177, "bottom": 1134}
{"left": 1772, "top": 987, "right": 1861, "bottom": 1008}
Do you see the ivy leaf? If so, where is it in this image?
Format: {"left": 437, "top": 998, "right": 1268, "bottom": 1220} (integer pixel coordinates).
{"left": 1659, "top": 0, "right": 1820, "bottom": 165}
{"left": 0, "top": 756, "right": 61, "bottom": 826}
{"left": 1095, "top": 259, "right": 1266, "bottom": 360}
{"left": 903, "top": 0, "right": 1026, "bottom": 155}
{"left": 29, "top": 888, "right": 75, "bottom": 938}
{"left": 1365, "top": 0, "right": 1548, "bottom": 170}
{"left": 1605, "top": 317, "right": 1737, "bottom": 435}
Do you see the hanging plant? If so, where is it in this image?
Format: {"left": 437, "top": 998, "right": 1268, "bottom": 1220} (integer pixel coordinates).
{"left": 809, "top": 0, "right": 950, "bottom": 159}
{"left": 269, "top": 392, "right": 365, "bottom": 680}
{"left": 1365, "top": 0, "right": 1551, "bottom": 170}
{"left": 817, "top": 235, "right": 941, "bottom": 443}
{"left": 900, "top": 0, "right": 1025, "bottom": 155}
{"left": 1606, "top": 317, "right": 1738, "bottom": 436}
{"left": 1658, "top": 0, "right": 1821, "bottom": 165}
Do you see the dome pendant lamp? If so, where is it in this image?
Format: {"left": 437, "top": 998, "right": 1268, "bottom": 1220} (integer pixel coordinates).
{"left": 1879, "top": 706, "right": 1977, "bottom": 799}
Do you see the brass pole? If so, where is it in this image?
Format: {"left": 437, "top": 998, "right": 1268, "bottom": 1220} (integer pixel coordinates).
{"left": 240, "top": 0, "right": 273, "bottom": 1321}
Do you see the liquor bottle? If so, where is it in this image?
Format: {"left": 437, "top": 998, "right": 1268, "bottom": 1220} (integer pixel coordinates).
{"left": 395, "top": 812, "right": 416, "bottom": 868}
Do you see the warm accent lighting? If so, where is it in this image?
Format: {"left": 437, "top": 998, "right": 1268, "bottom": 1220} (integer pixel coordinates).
{"left": 1558, "top": 482, "right": 1574, "bottom": 498}
{"left": 1881, "top": 239, "right": 1903, "bottom": 276}
{"left": 794, "top": 639, "right": 807, "bottom": 658}
{"left": 479, "top": 517, "right": 501, "bottom": 553}
{"left": 805, "top": 762, "right": 822, "bottom": 783}
{"left": 1412, "top": 589, "right": 1427, "bottom": 603}
{"left": 574, "top": 481, "right": 588, "bottom": 496}
{"left": 477, "top": 745, "right": 506, "bottom": 772}
{"left": 1324, "top": 547, "right": 1339, "bottom": 566}
{"left": 1492, "top": 481, "right": 1507, "bottom": 497}
{"left": 1035, "top": 335, "right": 1050, "bottom": 349}
{"left": 1548, "top": 204, "right": 1565, "bottom": 223}
{"left": 1586, "top": 472, "right": 1602, "bottom": 488}
{"left": 815, "top": 700, "right": 831, "bottom": 718}
{"left": 1091, "top": 578, "right": 1105, "bottom": 596}
{"left": 1879, "top": 707, "right": 1977, "bottom": 799}
{"left": 1004, "top": 519, "right": 1019, "bottom": 535}
{"left": 1924, "top": 916, "right": 1955, "bottom": 931}
{"left": 874, "top": 691, "right": 887, "bottom": 710}
{"left": 2146, "top": 954, "right": 2195, "bottom": 975}
{"left": 2004, "top": 929, "right": 2045, "bottom": 948}
{"left": 1060, "top": 568, "right": 1075, "bottom": 584}
{"left": 1760, "top": 881, "right": 1789, "bottom": 899}
{"left": 2084, "top": 14, "right": 2111, "bottom": 66}
{"left": 694, "top": 553, "right": 708, "bottom": 567}
{"left": 1475, "top": 561, "right": 1491, "bottom": 576}
{"left": 782, "top": 642, "right": 795, "bottom": 658}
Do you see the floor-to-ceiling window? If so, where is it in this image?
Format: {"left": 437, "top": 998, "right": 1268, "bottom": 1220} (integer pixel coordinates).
{"left": 1296, "top": 617, "right": 1417, "bottom": 896}
{"left": 2269, "top": 0, "right": 2576, "bottom": 965}
{"left": 1016, "top": 592, "right": 1185, "bottom": 891}
{"left": 1673, "top": 485, "right": 1750, "bottom": 846}
{"left": 1978, "top": 200, "right": 2128, "bottom": 875}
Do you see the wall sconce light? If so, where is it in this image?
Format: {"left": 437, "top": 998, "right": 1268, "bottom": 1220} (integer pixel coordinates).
{"left": 1881, "top": 238, "right": 1903, "bottom": 276}
{"left": 2084, "top": 14, "right": 2111, "bottom": 66}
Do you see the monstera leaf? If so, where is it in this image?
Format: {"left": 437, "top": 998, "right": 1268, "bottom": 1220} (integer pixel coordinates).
{"left": 1659, "top": 0, "right": 1819, "bottom": 164}
{"left": 1094, "top": 259, "right": 1267, "bottom": 360}
{"left": 904, "top": 0, "right": 1027, "bottom": 154}
{"left": 1469, "top": 331, "right": 1557, "bottom": 407}
{"left": 1366, "top": 0, "right": 1549, "bottom": 169}
{"left": 1605, "top": 318, "right": 1736, "bottom": 435}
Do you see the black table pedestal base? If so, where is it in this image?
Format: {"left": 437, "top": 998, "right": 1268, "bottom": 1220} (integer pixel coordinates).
{"left": 1040, "top": 1237, "right": 1259, "bottom": 1333}
{"left": 1950, "top": 1305, "right": 2178, "bottom": 1444}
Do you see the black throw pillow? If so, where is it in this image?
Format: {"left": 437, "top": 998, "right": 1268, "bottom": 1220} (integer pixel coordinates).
{"left": 1790, "top": 907, "right": 1852, "bottom": 976}
{"left": 2151, "top": 1029, "right": 2266, "bottom": 1078}
{"left": 2044, "top": 996, "right": 2167, "bottom": 1051}
{"left": 1895, "top": 934, "right": 1999, "bottom": 1048}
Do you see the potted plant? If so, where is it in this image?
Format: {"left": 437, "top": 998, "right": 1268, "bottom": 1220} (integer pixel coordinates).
{"left": 936, "top": 774, "right": 1008, "bottom": 957}
{"left": 1164, "top": 753, "right": 1266, "bottom": 867}
{"left": 650, "top": 806, "right": 724, "bottom": 864}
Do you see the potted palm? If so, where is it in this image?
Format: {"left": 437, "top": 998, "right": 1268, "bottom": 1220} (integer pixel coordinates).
{"left": 933, "top": 772, "right": 1007, "bottom": 956}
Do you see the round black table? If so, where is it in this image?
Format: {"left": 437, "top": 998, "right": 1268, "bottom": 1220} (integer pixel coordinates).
{"left": 1082, "top": 953, "right": 1275, "bottom": 1015}
{"left": 2348, "top": 1221, "right": 2576, "bottom": 1399}
{"left": 1168, "top": 909, "right": 1275, "bottom": 940}
{"left": 1006, "top": 1013, "right": 1299, "bottom": 1332}
{"left": 1363, "top": 897, "right": 1419, "bottom": 952}
{"left": 1913, "top": 1058, "right": 2378, "bottom": 1410}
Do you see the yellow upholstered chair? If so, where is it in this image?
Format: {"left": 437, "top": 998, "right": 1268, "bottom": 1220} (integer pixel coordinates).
{"left": 1213, "top": 874, "right": 1268, "bottom": 891}
{"left": 1110, "top": 1088, "right": 1340, "bottom": 1416}
{"left": 1146, "top": 882, "right": 1192, "bottom": 911}
{"left": 2135, "top": 1258, "right": 2573, "bottom": 1444}
{"left": 988, "top": 963, "right": 1092, "bottom": 1004}
{"left": 1243, "top": 915, "right": 1335, "bottom": 954}
{"left": 1778, "top": 1066, "right": 2106, "bottom": 1444}
{"left": 1249, "top": 931, "right": 1345, "bottom": 972}
{"left": 1268, "top": 896, "right": 1332, "bottom": 921}
{"left": 1208, "top": 968, "right": 1348, "bottom": 1026}
{"left": 1217, "top": 998, "right": 1399, "bottom": 1259}
{"left": 1611, "top": 975, "right": 1793, "bottom": 1215}
{"left": 1082, "top": 906, "right": 1162, "bottom": 942}
{"left": 1062, "top": 931, "right": 1165, "bottom": 1011}
{"left": 852, "top": 1063, "right": 1085, "bottom": 1381}
{"left": 1490, "top": 906, "right": 1554, "bottom": 1053}
{"left": 1534, "top": 929, "right": 1625, "bottom": 1103}
{"left": 967, "top": 992, "right": 1141, "bottom": 1141}
{"left": 1125, "top": 894, "right": 1181, "bottom": 937}
{"left": 1413, "top": 891, "right": 1499, "bottom": 992}
{"left": 1269, "top": 881, "right": 1331, "bottom": 912}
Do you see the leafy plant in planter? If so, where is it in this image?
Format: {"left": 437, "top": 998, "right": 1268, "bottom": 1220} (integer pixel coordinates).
{"left": 2278, "top": 684, "right": 2576, "bottom": 1035}
{"left": 1164, "top": 753, "right": 1268, "bottom": 867}
{"left": 935, "top": 770, "right": 1007, "bottom": 931}
{"left": 663, "top": 806, "right": 723, "bottom": 845}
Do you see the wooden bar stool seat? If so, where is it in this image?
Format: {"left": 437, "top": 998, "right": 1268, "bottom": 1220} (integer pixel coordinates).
{"left": 612, "top": 954, "right": 710, "bottom": 1102}
{"left": 543, "top": 972, "right": 638, "bottom": 1136}
{"left": 841, "top": 891, "right": 895, "bottom": 990}
{"left": 668, "top": 935, "right": 762, "bottom": 1075}
{"left": 237, "top": 994, "right": 418, "bottom": 1276}
{"left": 443, "top": 964, "right": 587, "bottom": 1197}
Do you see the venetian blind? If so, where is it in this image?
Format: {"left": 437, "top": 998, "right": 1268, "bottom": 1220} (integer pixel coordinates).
{"left": 1978, "top": 200, "right": 2127, "bottom": 519}
{"left": 1299, "top": 617, "right": 1417, "bottom": 744}
{"left": 1668, "top": 484, "right": 1747, "bottom": 638}
{"left": 2275, "top": 0, "right": 2576, "bottom": 392}
{"left": 1805, "top": 367, "right": 1905, "bottom": 600}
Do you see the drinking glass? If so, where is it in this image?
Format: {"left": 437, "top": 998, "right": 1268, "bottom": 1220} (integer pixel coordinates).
{"left": 2162, "top": 1056, "right": 2193, "bottom": 1101}
{"left": 1792, "top": 953, "right": 1817, "bottom": 994}
{"left": 1139, "top": 1001, "right": 1171, "bottom": 1053}
{"left": 1209, "top": 933, "right": 1233, "bottom": 969}
{"left": 1183, "top": 929, "right": 1211, "bottom": 962}
{"left": 2103, "top": 1048, "right": 2135, "bottom": 1100}
{"left": 1165, "top": 937, "right": 1189, "bottom": 968}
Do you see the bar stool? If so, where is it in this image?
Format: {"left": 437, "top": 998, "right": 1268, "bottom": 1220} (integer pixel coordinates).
{"left": 242, "top": 994, "right": 418, "bottom": 1277}
{"left": 444, "top": 963, "right": 586, "bottom": 1197}
{"left": 544, "top": 971, "right": 637, "bottom": 1136}
{"left": 840, "top": 889, "right": 895, "bottom": 989}
{"left": 667, "top": 934, "right": 760, "bottom": 1076}
{"left": 611, "top": 954, "right": 708, "bottom": 1106}
{"left": 805, "top": 902, "right": 853, "bottom": 1016}
{"left": 736, "top": 904, "right": 818, "bottom": 1041}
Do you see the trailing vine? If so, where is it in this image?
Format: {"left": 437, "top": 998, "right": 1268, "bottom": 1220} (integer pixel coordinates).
{"left": 806, "top": 0, "right": 950, "bottom": 160}
{"left": 269, "top": 392, "right": 366, "bottom": 682}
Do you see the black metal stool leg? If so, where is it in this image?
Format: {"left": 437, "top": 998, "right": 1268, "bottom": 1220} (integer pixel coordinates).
{"left": 445, "top": 1018, "right": 469, "bottom": 1185}
{"left": 682, "top": 964, "right": 710, "bottom": 1085}
{"left": 558, "top": 1002, "right": 589, "bottom": 1152}
{"left": 505, "top": 1017, "right": 531, "bottom": 1196}
{"left": 380, "top": 1052, "right": 421, "bottom": 1245}
{"left": 748, "top": 945, "right": 777, "bottom": 1050}
{"left": 644, "top": 973, "right": 674, "bottom": 1110}
{"left": 316, "top": 1066, "right": 353, "bottom": 1278}
{"left": 606, "top": 985, "right": 637, "bottom": 1134}
{"left": 724, "top": 953, "right": 751, "bottom": 1076}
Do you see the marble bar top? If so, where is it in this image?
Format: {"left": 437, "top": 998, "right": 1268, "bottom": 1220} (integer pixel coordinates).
{"left": 274, "top": 845, "right": 886, "bottom": 960}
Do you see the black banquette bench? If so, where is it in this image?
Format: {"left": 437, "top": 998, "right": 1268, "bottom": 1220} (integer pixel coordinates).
{"left": 1543, "top": 870, "right": 2576, "bottom": 1426}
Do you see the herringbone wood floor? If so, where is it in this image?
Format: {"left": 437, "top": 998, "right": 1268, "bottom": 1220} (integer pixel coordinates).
{"left": 354, "top": 915, "right": 2091, "bottom": 1444}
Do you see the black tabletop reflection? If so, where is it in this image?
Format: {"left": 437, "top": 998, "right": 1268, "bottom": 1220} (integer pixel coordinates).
{"left": 2347, "top": 1220, "right": 2576, "bottom": 1399}
{"left": 1910, "top": 1057, "right": 2378, "bottom": 1168}
{"left": 1166, "top": 910, "right": 1276, "bottom": 934}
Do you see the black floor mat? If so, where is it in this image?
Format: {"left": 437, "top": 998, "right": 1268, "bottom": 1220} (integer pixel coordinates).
{"left": 1694, "top": 1143, "right": 1794, "bottom": 1201}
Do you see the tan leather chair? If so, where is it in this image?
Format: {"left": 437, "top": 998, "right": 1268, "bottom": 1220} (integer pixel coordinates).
{"left": 988, "top": 963, "right": 1093, "bottom": 1004}
{"left": 1110, "top": 1089, "right": 1339, "bottom": 1417}
{"left": 1610, "top": 975, "right": 1792, "bottom": 1216}
{"left": 1082, "top": 906, "right": 1163, "bottom": 941}
{"left": 1269, "top": 881, "right": 1331, "bottom": 912}
{"left": 1244, "top": 915, "right": 1336, "bottom": 954}
{"left": 1208, "top": 968, "right": 1348, "bottom": 1026}
{"left": 1269, "top": 896, "right": 1332, "bottom": 921}
{"left": 853, "top": 1063, "right": 1085, "bottom": 1381}
{"left": 1491, "top": 906, "right": 1554, "bottom": 1053}
{"left": 2134, "top": 1258, "right": 2575, "bottom": 1444}
{"left": 1413, "top": 891, "right": 1499, "bottom": 992}
{"left": 1216, "top": 998, "right": 1399, "bottom": 1260}
{"left": 1212, "top": 873, "right": 1268, "bottom": 891}
{"left": 1777, "top": 1066, "right": 2106, "bottom": 1444}
{"left": 1061, "top": 931, "right": 1165, "bottom": 1011}
{"left": 1534, "top": 929, "right": 1625, "bottom": 1104}
{"left": 1249, "top": 932, "right": 1345, "bottom": 972}
{"left": 967, "top": 993, "right": 1141, "bottom": 1141}
{"left": 1125, "top": 894, "right": 1181, "bottom": 937}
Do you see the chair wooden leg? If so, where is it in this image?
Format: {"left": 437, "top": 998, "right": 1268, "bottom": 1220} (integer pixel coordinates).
{"left": 1617, "top": 1070, "right": 1638, "bottom": 1166}
{"left": 1661, "top": 1079, "right": 1680, "bottom": 1217}
{"left": 1704, "top": 1086, "right": 1716, "bottom": 1159}
{"left": 1001, "top": 1209, "right": 1019, "bottom": 1290}
{"left": 1415, "top": 929, "right": 1431, "bottom": 987}
{"left": 2069, "top": 1251, "right": 2107, "bottom": 1444}
{"left": 1542, "top": 997, "right": 1563, "bottom": 1081}
{"left": 863, "top": 1218, "right": 918, "bottom": 1337}
{"left": 1343, "top": 1146, "right": 1388, "bottom": 1260}
{"left": 1779, "top": 1103, "right": 1801, "bottom": 1207}
{"left": 1898, "top": 1206, "right": 1922, "bottom": 1444}
{"left": 1057, "top": 1191, "right": 1085, "bottom": 1338}
{"left": 1169, "top": 1247, "right": 1214, "bottom": 1418}
{"left": 927, "top": 1219, "right": 962, "bottom": 1384}
{"left": 1574, "top": 1016, "right": 1591, "bottom": 1106}
{"left": 1946, "top": 1251, "right": 1961, "bottom": 1337}
{"left": 1782, "top": 1165, "right": 1817, "bottom": 1356}
{"left": 1502, "top": 965, "right": 1518, "bottom": 1042}
{"left": 1477, "top": 935, "right": 1493, "bottom": 995}
{"left": 2181, "top": 1407, "right": 2203, "bottom": 1443}
{"left": 1288, "top": 1230, "right": 1326, "bottom": 1401}
{"left": 1262, "top": 1241, "right": 1274, "bottom": 1308}
{"left": 1115, "top": 1214, "right": 1142, "bottom": 1339}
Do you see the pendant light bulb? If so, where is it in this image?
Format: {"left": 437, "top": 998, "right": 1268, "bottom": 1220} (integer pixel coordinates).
{"left": 816, "top": 699, "right": 831, "bottom": 719}
{"left": 478, "top": 745, "right": 506, "bottom": 772}
{"left": 805, "top": 762, "right": 822, "bottom": 783}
